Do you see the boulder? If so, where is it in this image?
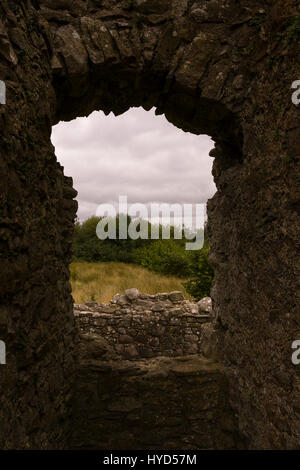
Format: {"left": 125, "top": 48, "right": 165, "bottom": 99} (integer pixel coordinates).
{"left": 79, "top": 333, "right": 110, "bottom": 359}
{"left": 200, "top": 323, "right": 221, "bottom": 361}
{"left": 125, "top": 288, "right": 140, "bottom": 300}
{"left": 151, "top": 303, "right": 165, "bottom": 312}
{"left": 113, "top": 294, "right": 130, "bottom": 306}
{"left": 124, "top": 344, "right": 139, "bottom": 359}
{"left": 119, "top": 335, "right": 134, "bottom": 344}
{"left": 198, "top": 297, "right": 212, "bottom": 314}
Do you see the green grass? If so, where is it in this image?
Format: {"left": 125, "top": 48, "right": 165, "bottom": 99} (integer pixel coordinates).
{"left": 70, "top": 261, "right": 192, "bottom": 304}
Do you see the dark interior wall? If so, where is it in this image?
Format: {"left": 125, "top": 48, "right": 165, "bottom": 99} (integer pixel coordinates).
{"left": 0, "top": 0, "right": 79, "bottom": 449}
{"left": 72, "top": 355, "right": 239, "bottom": 450}
{"left": 0, "top": 0, "right": 299, "bottom": 449}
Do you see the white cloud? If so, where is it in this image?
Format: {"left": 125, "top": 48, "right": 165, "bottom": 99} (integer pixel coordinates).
{"left": 51, "top": 107, "right": 216, "bottom": 221}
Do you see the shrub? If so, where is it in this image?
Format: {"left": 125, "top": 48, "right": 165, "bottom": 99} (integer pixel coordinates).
{"left": 134, "top": 239, "right": 193, "bottom": 278}
{"left": 72, "top": 215, "right": 213, "bottom": 298}
{"left": 72, "top": 215, "right": 148, "bottom": 263}
{"left": 183, "top": 246, "right": 214, "bottom": 300}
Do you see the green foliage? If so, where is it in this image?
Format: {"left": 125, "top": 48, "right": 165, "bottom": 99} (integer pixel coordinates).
{"left": 73, "top": 216, "right": 214, "bottom": 300}
{"left": 73, "top": 216, "right": 102, "bottom": 262}
{"left": 134, "top": 239, "right": 193, "bottom": 278}
{"left": 73, "top": 215, "right": 187, "bottom": 265}
{"left": 183, "top": 246, "right": 214, "bottom": 301}
{"left": 73, "top": 215, "right": 152, "bottom": 263}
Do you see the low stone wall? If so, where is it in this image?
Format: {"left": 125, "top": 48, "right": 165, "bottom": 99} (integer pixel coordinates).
{"left": 74, "top": 290, "right": 213, "bottom": 360}
{"left": 71, "top": 355, "right": 238, "bottom": 450}
{"left": 72, "top": 291, "right": 240, "bottom": 450}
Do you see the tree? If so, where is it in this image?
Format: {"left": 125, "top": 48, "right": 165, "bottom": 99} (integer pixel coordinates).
{"left": 183, "top": 246, "right": 214, "bottom": 300}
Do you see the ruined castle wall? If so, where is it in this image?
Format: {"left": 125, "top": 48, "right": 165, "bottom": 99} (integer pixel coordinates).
{"left": 71, "top": 293, "right": 239, "bottom": 450}
{"left": 72, "top": 292, "right": 238, "bottom": 449}
{"left": 0, "top": 1, "right": 78, "bottom": 449}
{"left": 71, "top": 355, "right": 238, "bottom": 450}
{"left": 0, "top": 0, "right": 299, "bottom": 450}
{"left": 74, "top": 290, "right": 212, "bottom": 360}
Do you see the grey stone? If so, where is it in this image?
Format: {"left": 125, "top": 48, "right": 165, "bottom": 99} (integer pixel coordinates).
{"left": 79, "top": 333, "right": 110, "bottom": 359}
{"left": 138, "top": 347, "right": 153, "bottom": 358}
{"left": 152, "top": 325, "right": 165, "bottom": 337}
{"left": 115, "top": 344, "right": 124, "bottom": 355}
{"left": 125, "top": 288, "right": 140, "bottom": 300}
{"left": 135, "top": 299, "right": 153, "bottom": 308}
{"left": 183, "top": 343, "right": 198, "bottom": 354}
{"left": 200, "top": 323, "right": 221, "bottom": 361}
{"left": 156, "top": 293, "right": 169, "bottom": 300}
{"left": 169, "top": 291, "right": 184, "bottom": 302}
{"left": 116, "top": 295, "right": 130, "bottom": 306}
{"left": 97, "top": 304, "right": 116, "bottom": 314}
{"left": 124, "top": 345, "right": 139, "bottom": 359}
{"left": 85, "top": 301, "right": 98, "bottom": 308}
{"left": 185, "top": 334, "right": 199, "bottom": 343}
{"left": 119, "top": 335, "right": 133, "bottom": 344}
{"left": 151, "top": 303, "right": 165, "bottom": 312}
{"left": 198, "top": 297, "right": 212, "bottom": 314}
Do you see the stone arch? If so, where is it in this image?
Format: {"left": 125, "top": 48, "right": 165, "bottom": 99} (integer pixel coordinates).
{"left": 0, "top": 0, "right": 299, "bottom": 450}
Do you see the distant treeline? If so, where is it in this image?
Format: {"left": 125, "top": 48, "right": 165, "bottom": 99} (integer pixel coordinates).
{"left": 73, "top": 215, "right": 213, "bottom": 300}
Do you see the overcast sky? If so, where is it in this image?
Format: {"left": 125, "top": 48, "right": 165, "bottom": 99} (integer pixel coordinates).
{"left": 51, "top": 107, "right": 216, "bottom": 226}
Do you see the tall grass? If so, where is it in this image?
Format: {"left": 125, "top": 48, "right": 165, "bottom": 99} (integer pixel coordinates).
{"left": 70, "top": 261, "right": 191, "bottom": 304}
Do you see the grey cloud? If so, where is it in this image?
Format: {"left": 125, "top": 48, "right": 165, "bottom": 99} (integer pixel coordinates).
{"left": 51, "top": 108, "right": 216, "bottom": 221}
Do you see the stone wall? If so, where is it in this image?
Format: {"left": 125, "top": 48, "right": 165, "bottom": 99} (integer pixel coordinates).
{"left": 71, "top": 355, "right": 239, "bottom": 450}
{"left": 74, "top": 290, "right": 213, "bottom": 360}
{"left": 0, "top": 1, "right": 79, "bottom": 449}
{"left": 0, "top": 0, "right": 299, "bottom": 449}
{"left": 71, "top": 292, "right": 239, "bottom": 450}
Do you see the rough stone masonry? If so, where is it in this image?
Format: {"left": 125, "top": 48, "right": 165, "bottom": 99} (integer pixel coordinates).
{"left": 72, "top": 290, "right": 239, "bottom": 450}
{"left": 75, "top": 289, "right": 214, "bottom": 360}
{"left": 71, "top": 355, "right": 238, "bottom": 450}
{"left": 0, "top": 0, "right": 299, "bottom": 450}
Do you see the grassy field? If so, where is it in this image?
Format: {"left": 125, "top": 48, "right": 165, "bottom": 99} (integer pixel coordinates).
{"left": 70, "top": 261, "right": 191, "bottom": 304}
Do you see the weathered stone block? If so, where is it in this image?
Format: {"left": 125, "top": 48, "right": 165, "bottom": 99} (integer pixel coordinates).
{"left": 71, "top": 356, "right": 239, "bottom": 450}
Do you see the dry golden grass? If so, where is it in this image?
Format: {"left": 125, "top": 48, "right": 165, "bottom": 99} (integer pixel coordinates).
{"left": 70, "top": 261, "right": 192, "bottom": 304}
